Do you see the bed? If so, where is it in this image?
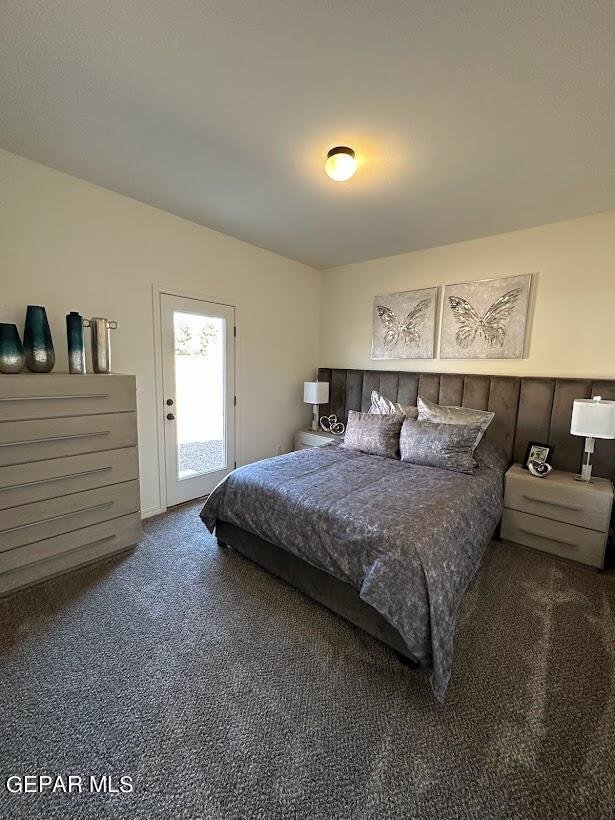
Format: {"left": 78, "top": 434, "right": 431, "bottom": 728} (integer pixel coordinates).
{"left": 200, "top": 369, "right": 615, "bottom": 700}
{"left": 201, "top": 438, "right": 506, "bottom": 700}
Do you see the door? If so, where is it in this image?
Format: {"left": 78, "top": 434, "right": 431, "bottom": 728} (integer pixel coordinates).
{"left": 160, "top": 293, "right": 235, "bottom": 506}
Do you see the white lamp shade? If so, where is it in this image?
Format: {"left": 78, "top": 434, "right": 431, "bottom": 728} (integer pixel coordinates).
{"left": 570, "top": 398, "right": 615, "bottom": 439}
{"left": 304, "top": 381, "right": 329, "bottom": 405}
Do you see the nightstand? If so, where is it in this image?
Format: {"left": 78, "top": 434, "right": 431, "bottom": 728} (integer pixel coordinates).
{"left": 501, "top": 464, "right": 613, "bottom": 569}
{"left": 294, "top": 429, "right": 336, "bottom": 451}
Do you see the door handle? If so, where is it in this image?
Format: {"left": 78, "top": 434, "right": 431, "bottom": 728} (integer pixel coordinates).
{"left": 166, "top": 413, "right": 175, "bottom": 421}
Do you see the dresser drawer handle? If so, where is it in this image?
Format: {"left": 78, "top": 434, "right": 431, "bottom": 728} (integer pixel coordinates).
{"left": 0, "top": 502, "right": 115, "bottom": 535}
{"left": 521, "top": 494, "right": 583, "bottom": 513}
{"left": 519, "top": 527, "right": 578, "bottom": 548}
{"left": 1, "top": 466, "right": 112, "bottom": 491}
{"left": 0, "top": 394, "right": 109, "bottom": 402}
{"left": 0, "top": 431, "right": 111, "bottom": 448}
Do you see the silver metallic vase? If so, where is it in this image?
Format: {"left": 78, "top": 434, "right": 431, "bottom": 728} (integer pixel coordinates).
{"left": 86, "top": 317, "right": 118, "bottom": 374}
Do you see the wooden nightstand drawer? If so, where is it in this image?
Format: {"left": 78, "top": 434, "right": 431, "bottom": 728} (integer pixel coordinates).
{"left": 501, "top": 509, "right": 606, "bottom": 568}
{"left": 294, "top": 430, "right": 335, "bottom": 450}
{"left": 505, "top": 474, "right": 611, "bottom": 532}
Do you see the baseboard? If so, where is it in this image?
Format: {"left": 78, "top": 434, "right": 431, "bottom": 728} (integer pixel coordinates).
{"left": 141, "top": 505, "right": 166, "bottom": 520}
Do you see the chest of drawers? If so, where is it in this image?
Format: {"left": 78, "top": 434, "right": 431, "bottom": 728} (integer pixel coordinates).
{"left": 0, "top": 374, "right": 141, "bottom": 595}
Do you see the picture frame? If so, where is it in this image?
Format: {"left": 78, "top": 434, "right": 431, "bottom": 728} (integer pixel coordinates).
{"left": 371, "top": 287, "right": 437, "bottom": 360}
{"left": 522, "top": 441, "right": 554, "bottom": 470}
{"left": 439, "top": 273, "right": 532, "bottom": 360}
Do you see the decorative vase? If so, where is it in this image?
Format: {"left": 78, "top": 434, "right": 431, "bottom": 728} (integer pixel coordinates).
{"left": 0, "top": 323, "right": 25, "bottom": 374}
{"left": 86, "top": 317, "right": 118, "bottom": 374}
{"left": 23, "top": 305, "right": 55, "bottom": 373}
{"left": 66, "top": 311, "right": 87, "bottom": 374}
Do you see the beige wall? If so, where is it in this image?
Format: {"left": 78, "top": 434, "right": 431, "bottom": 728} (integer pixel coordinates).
{"left": 320, "top": 211, "right": 615, "bottom": 380}
{"left": 3, "top": 147, "right": 613, "bottom": 516}
{"left": 0, "top": 149, "right": 321, "bottom": 516}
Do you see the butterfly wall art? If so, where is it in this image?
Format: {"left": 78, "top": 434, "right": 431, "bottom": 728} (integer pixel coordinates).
{"left": 371, "top": 287, "right": 436, "bottom": 360}
{"left": 439, "top": 274, "right": 532, "bottom": 359}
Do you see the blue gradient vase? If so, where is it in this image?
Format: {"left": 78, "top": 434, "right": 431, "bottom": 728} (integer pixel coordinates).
{"left": 23, "top": 305, "right": 55, "bottom": 373}
{"left": 66, "top": 311, "right": 87, "bottom": 374}
{"left": 0, "top": 323, "right": 25, "bottom": 374}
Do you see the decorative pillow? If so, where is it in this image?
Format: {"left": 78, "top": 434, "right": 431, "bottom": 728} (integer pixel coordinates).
{"left": 342, "top": 410, "right": 403, "bottom": 459}
{"left": 417, "top": 395, "right": 494, "bottom": 446}
{"left": 368, "top": 390, "right": 418, "bottom": 419}
{"left": 400, "top": 419, "right": 482, "bottom": 474}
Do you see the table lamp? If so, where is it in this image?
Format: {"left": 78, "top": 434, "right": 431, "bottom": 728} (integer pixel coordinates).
{"left": 570, "top": 396, "right": 615, "bottom": 482}
{"left": 304, "top": 381, "right": 329, "bottom": 432}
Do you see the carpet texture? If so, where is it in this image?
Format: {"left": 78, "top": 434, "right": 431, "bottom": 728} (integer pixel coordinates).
{"left": 1, "top": 502, "right": 614, "bottom": 820}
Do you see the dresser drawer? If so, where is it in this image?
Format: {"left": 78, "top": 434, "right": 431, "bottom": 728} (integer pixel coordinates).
{"left": 0, "top": 480, "right": 140, "bottom": 552}
{"left": 0, "top": 512, "right": 141, "bottom": 575}
{"left": 501, "top": 509, "right": 607, "bottom": 568}
{"left": 0, "top": 413, "right": 137, "bottom": 467}
{"left": 0, "top": 513, "right": 141, "bottom": 596}
{"left": 504, "top": 473, "right": 611, "bottom": 532}
{"left": 0, "top": 447, "right": 139, "bottom": 510}
{"left": 0, "top": 375, "right": 136, "bottom": 421}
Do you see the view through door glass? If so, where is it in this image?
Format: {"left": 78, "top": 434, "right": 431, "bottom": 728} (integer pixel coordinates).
{"left": 173, "top": 311, "right": 227, "bottom": 480}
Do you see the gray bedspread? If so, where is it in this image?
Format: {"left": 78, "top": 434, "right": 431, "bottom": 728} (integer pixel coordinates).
{"left": 200, "top": 441, "right": 506, "bottom": 700}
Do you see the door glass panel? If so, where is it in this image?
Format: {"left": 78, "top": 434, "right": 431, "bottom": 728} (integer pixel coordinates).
{"left": 173, "top": 311, "right": 226, "bottom": 480}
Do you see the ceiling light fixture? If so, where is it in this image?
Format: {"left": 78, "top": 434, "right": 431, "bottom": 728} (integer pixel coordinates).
{"left": 324, "top": 146, "right": 356, "bottom": 181}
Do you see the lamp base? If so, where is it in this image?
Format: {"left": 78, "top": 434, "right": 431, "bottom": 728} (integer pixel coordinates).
{"left": 311, "top": 404, "right": 319, "bottom": 432}
{"left": 575, "top": 438, "right": 595, "bottom": 482}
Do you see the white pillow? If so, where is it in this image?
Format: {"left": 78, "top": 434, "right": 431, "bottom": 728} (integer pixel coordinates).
{"left": 368, "top": 390, "right": 418, "bottom": 419}
{"left": 417, "top": 395, "right": 494, "bottom": 446}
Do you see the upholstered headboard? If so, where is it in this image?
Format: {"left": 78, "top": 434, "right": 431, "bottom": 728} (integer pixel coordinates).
{"left": 317, "top": 368, "right": 615, "bottom": 481}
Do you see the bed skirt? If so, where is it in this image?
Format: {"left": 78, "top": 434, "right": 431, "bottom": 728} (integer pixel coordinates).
{"left": 215, "top": 519, "right": 421, "bottom": 668}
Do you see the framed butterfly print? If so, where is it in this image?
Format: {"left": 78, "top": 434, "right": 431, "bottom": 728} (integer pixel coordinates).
{"left": 372, "top": 287, "right": 437, "bottom": 360}
{"left": 439, "top": 273, "right": 532, "bottom": 359}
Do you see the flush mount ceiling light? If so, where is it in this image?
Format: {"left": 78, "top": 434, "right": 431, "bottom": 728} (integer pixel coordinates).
{"left": 324, "top": 146, "right": 356, "bottom": 181}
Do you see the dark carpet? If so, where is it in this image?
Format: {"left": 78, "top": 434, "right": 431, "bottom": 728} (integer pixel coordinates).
{"left": 1, "top": 502, "right": 614, "bottom": 820}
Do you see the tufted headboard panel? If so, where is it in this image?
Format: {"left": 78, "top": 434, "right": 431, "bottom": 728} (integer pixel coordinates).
{"left": 317, "top": 368, "right": 615, "bottom": 481}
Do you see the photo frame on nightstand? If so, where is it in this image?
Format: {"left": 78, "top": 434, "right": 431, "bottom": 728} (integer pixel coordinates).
{"left": 523, "top": 441, "right": 554, "bottom": 470}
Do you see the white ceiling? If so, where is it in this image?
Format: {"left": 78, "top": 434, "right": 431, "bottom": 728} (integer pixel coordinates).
{"left": 1, "top": 1, "right": 614, "bottom": 269}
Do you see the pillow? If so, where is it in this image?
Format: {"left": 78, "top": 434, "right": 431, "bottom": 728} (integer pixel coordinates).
{"left": 417, "top": 395, "right": 494, "bottom": 447}
{"left": 399, "top": 419, "right": 482, "bottom": 474}
{"left": 342, "top": 410, "right": 403, "bottom": 459}
{"left": 368, "top": 390, "right": 418, "bottom": 419}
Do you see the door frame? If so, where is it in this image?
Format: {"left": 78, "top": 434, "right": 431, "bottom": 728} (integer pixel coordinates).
{"left": 152, "top": 284, "right": 241, "bottom": 514}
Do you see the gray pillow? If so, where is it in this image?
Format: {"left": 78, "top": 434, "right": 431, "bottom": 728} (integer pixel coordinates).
{"left": 368, "top": 390, "right": 418, "bottom": 419}
{"left": 400, "top": 419, "right": 482, "bottom": 474}
{"left": 342, "top": 410, "right": 403, "bottom": 459}
{"left": 417, "top": 395, "right": 494, "bottom": 447}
